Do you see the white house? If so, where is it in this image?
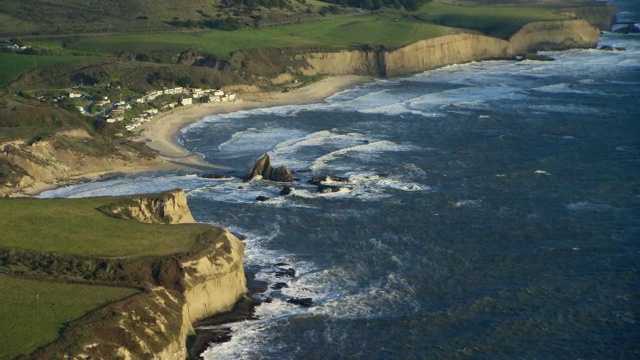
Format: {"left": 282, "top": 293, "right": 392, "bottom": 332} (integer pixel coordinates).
{"left": 180, "top": 97, "right": 193, "bottom": 106}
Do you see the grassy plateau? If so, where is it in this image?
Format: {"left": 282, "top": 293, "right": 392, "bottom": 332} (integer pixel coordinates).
{"left": 0, "top": 274, "right": 138, "bottom": 359}
{"left": 65, "top": 14, "right": 457, "bottom": 57}
{"left": 0, "top": 196, "right": 222, "bottom": 257}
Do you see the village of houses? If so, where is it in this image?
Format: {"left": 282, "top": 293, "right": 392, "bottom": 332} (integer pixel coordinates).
{"left": 63, "top": 86, "right": 240, "bottom": 132}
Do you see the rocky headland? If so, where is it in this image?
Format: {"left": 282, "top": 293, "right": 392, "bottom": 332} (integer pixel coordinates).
{"left": 2, "top": 190, "right": 247, "bottom": 359}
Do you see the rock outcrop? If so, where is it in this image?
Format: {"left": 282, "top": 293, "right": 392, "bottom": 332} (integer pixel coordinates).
{"left": 508, "top": 19, "right": 599, "bottom": 54}
{"left": 97, "top": 189, "right": 196, "bottom": 224}
{"left": 243, "top": 153, "right": 293, "bottom": 182}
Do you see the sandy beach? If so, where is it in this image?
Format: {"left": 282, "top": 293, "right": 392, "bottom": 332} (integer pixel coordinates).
{"left": 13, "top": 75, "right": 370, "bottom": 197}
{"left": 136, "top": 75, "right": 371, "bottom": 167}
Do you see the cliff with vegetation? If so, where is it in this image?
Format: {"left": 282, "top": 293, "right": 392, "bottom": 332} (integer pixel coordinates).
{"left": 1, "top": 190, "right": 247, "bottom": 359}
{"left": 287, "top": 18, "right": 599, "bottom": 79}
{"left": 0, "top": 128, "right": 159, "bottom": 197}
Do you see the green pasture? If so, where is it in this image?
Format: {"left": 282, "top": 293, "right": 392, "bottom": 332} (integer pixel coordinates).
{"left": 0, "top": 196, "right": 222, "bottom": 257}
{"left": 0, "top": 274, "right": 138, "bottom": 359}
{"left": 0, "top": 53, "right": 98, "bottom": 87}
{"left": 415, "top": 3, "right": 568, "bottom": 38}
{"left": 65, "top": 14, "right": 457, "bottom": 57}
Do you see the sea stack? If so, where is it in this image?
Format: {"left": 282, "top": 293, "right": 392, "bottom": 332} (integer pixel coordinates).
{"left": 243, "top": 153, "right": 294, "bottom": 182}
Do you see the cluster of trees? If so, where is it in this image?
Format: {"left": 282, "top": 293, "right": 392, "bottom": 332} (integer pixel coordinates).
{"left": 321, "top": 0, "right": 430, "bottom": 11}
{"left": 220, "top": 0, "right": 289, "bottom": 9}
{"left": 166, "top": 17, "right": 242, "bottom": 30}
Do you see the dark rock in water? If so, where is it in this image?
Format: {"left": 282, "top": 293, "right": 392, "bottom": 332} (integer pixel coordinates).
{"left": 271, "top": 282, "right": 289, "bottom": 290}
{"left": 317, "top": 184, "right": 344, "bottom": 193}
{"left": 275, "top": 268, "right": 296, "bottom": 278}
{"left": 287, "top": 297, "right": 313, "bottom": 307}
{"left": 310, "top": 174, "right": 350, "bottom": 185}
{"left": 615, "top": 24, "right": 640, "bottom": 34}
{"left": 522, "top": 53, "right": 555, "bottom": 61}
{"left": 201, "top": 173, "right": 233, "bottom": 179}
{"left": 256, "top": 196, "right": 270, "bottom": 202}
{"left": 280, "top": 185, "right": 293, "bottom": 196}
{"left": 601, "top": 45, "right": 627, "bottom": 51}
{"left": 271, "top": 165, "right": 294, "bottom": 182}
{"left": 243, "top": 153, "right": 294, "bottom": 182}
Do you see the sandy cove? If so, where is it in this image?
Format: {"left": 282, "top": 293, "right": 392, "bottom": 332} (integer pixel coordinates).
{"left": 136, "top": 75, "right": 371, "bottom": 164}
{"left": 14, "top": 75, "right": 370, "bottom": 197}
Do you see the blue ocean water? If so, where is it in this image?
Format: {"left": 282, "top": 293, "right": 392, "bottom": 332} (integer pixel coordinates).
{"left": 41, "top": 2, "right": 640, "bottom": 358}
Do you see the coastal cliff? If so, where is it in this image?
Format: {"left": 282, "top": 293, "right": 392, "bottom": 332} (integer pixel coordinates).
{"left": 2, "top": 190, "right": 247, "bottom": 359}
{"left": 289, "top": 19, "right": 599, "bottom": 78}
{"left": 0, "top": 129, "right": 159, "bottom": 197}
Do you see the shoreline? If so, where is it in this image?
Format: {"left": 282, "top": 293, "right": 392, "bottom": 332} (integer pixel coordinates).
{"left": 135, "top": 75, "right": 371, "bottom": 166}
{"left": 16, "top": 75, "right": 371, "bottom": 197}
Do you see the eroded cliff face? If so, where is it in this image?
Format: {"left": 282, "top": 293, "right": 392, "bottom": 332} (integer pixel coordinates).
{"left": 509, "top": 19, "right": 599, "bottom": 54}
{"left": 0, "top": 129, "right": 160, "bottom": 197}
{"left": 382, "top": 33, "right": 512, "bottom": 77}
{"left": 181, "top": 229, "right": 248, "bottom": 322}
{"left": 237, "top": 17, "right": 601, "bottom": 83}
{"left": 98, "top": 189, "right": 196, "bottom": 224}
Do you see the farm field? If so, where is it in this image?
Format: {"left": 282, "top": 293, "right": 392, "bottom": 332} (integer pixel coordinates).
{"left": 64, "top": 14, "right": 457, "bottom": 57}
{"left": 414, "top": 3, "right": 568, "bottom": 38}
{"left": 0, "top": 274, "right": 138, "bottom": 359}
{"left": 0, "top": 196, "right": 222, "bottom": 257}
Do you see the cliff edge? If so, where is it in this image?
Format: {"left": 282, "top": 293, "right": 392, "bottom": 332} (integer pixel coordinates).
{"left": 3, "top": 190, "right": 247, "bottom": 360}
{"left": 289, "top": 18, "right": 599, "bottom": 79}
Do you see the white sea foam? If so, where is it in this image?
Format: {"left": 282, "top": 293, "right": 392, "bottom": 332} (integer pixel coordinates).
{"left": 531, "top": 82, "right": 609, "bottom": 96}
{"left": 566, "top": 201, "right": 616, "bottom": 212}
{"left": 452, "top": 199, "right": 482, "bottom": 208}
{"left": 310, "top": 140, "right": 419, "bottom": 172}
{"left": 218, "top": 128, "right": 309, "bottom": 158}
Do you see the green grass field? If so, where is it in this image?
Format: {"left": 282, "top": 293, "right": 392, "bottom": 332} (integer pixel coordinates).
{"left": 0, "top": 274, "right": 138, "bottom": 359}
{"left": 0, "top": 53, "right": 98, "bottom": 87}
{"left": 65, "top": 14, "right": 456, "bottom": 57}
{"left": 0, "top": 197, "right": 222, "bottom": 257}
{"left": 415, "top": 3, "right": 568, "bottom": 39}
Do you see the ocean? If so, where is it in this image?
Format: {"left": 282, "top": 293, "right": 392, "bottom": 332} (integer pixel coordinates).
{"left": 40, "top": 1, "right": 639, "bottom": 358}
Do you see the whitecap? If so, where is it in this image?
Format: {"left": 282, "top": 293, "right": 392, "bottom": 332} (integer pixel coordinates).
{"left": 452, "top": 199, "right": 482, "bottom": 208}
{"left": 534, "top": 170, "right": 551, "bottom": 176}
{"left": 310, "top": 140, "right": 420, "bottom": 172}
{"left": 566, "top": 201, "right": 615, "bottom": 212}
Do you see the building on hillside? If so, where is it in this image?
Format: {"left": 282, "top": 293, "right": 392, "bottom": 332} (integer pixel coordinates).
{"left": 180, "top": 97, "right": 193, "bottom": 106}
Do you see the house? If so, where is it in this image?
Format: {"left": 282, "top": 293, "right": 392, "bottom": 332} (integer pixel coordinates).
{"left": 180, "top": 97, "right": 193, "bottom": 106}
{"left": 164, "top": 87, "right": 184, "bottom": 95}
{"left": 109, "top": 108, "right": 125, "bottom": 117}
{"left": 68, "top": 92, "right": 83, "bottom": 98}
{"left": 213, "top": 90, "right": 224, "bottom": 96}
